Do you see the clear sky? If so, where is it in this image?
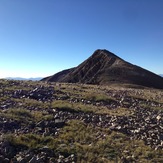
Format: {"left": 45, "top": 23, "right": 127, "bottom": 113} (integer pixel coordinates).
{"left": 0, "top": 0, "right": 163, "bottom": 78}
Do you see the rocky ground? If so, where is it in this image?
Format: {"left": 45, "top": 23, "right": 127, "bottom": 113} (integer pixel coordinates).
{"left": 0, "top": 79, "right": 163, "bottom": 162}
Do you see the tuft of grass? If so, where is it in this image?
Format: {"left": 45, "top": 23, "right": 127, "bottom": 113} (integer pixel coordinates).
{"left": 52, "top": 100, "right": 95, "bottom": 113}
{"left": 84, "top": 92, "right": 117, "bottom": 104}
{"left": 5, "top": 133, "right": 55, "bottom": 149}
{"left": 3, "top": 108, "right": 33, "bottom": 122}
{"left": 96, "top": 107, "right": 132, "bottom": 116}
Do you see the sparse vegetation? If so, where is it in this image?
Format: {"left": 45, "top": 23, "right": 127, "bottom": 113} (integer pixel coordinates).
{"left": 0, "top": 79, "right": 163, "bottom": 162}
{"left": 4, "top": 120, "right": 163, "bottom": 162}
{"left": 84, "top": 92, "right": 117, "bottom": 103}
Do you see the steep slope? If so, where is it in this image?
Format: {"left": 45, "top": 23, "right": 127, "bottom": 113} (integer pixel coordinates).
{"left": 42, "top": 49, "right": 163, "bottom": 89}
{"left": 42, "top": 68, "right": 75, "bottom": 82}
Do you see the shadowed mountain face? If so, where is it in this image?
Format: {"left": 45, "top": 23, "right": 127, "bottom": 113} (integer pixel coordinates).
{"left": 42, "top": 49, "right": 163, "bottom": 89}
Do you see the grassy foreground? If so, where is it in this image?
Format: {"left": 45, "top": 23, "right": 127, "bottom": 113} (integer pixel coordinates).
{"left": 0, "top": 79, "right": 163, "bottom": 162}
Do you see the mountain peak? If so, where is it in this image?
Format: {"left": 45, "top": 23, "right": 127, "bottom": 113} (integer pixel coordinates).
{"left": 85, "top": 49, "right": 122, "bottom": 69}
{"left": 42, "top": 49, "right": 163, "bottom": 89}
{"left": 92, "top": 49, "right": 120, "bottom": 59}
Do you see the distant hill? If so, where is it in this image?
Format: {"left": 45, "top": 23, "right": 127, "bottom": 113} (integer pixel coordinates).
{"left": 4, "top": 77, "right": 43, "bottom": 81}
{"left": 42, "top": 49, "right": 163, "bottom": 89}
{"left": 159, "top": 74, "right": 163, "bottom": 77}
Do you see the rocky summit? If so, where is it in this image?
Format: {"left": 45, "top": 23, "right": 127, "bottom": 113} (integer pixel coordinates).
{"left": 42, "top": 49, "right": 163, "bottom": 89}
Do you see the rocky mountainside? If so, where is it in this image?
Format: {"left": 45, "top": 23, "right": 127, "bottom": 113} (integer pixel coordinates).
{"left": 42, "top": 49, "right": 163, "bottom": 89}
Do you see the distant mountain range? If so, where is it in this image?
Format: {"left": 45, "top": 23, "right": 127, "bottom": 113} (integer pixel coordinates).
{"left": 4, "top": 77, "right": 43, "bottom": 81}
{"left": 42, "top": 49, "right": 163, "bottom": 89}
{"left": 159, "top": 74, "right": 163, "bottom": 77}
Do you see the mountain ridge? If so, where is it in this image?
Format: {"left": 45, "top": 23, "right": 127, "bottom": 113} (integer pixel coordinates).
{"left": 4, "top": 77, "right": 43, "bottom": 81}
{"left": 42, "top": 49, "right": 163, "bottom": 89}
{"left": 159, "top": 74, "right": 163, "bottom": 77}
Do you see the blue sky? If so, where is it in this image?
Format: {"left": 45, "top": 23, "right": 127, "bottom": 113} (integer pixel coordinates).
{"left": 0, "top": 0, "right": 163, "bottom": 78}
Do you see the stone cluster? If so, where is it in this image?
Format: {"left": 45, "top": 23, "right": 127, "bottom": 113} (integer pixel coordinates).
{"left": 12, "top": 86, "right": 55, "bottom": 102}
{"left": 0, "top": 141, "right": 76, "bottom": 163}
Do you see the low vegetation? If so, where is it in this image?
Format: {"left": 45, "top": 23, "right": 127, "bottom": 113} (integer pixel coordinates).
{"left": 0, "top": 79, "right": 163, "bottom": 162}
